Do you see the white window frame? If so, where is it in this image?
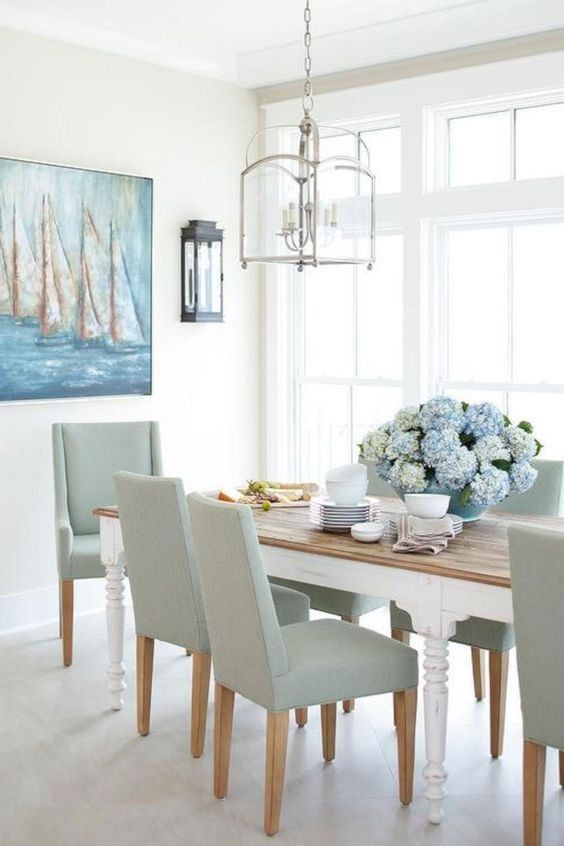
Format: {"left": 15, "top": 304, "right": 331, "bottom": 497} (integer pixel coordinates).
{"left": 428, "top": 207, "right": 564, "bottom": 411}
{"left": 426, "top": 86, "right": 564, "bottom": 192}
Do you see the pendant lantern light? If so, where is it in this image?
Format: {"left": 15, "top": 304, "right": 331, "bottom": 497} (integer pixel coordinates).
{"left": 239, "top": 0, "right": 376, "bottom": 272}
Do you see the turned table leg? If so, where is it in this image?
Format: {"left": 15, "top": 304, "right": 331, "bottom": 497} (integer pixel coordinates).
{"left": 422, "top": 635, "right": 450, "bottom": 824}
{"left": 104, "top": 549, "right": 127, "bottom": 711}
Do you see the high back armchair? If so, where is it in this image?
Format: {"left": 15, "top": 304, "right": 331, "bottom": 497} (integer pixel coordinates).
{"left": 52, "top": 421, "right": 162, "bottom": 666}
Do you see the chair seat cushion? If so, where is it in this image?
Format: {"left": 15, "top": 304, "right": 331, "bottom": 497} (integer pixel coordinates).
{"left": 271, "top": 618, "right": 418, "bottom": 711}
{"left": 70, "top": 534, "right": 105, "bottom": 579}
{"left": 270, "top": 584, "right": 310, "bottom": 627}
{"left": 269, "top": 577, "right": 387, "bottom": 618}
{"left": 390, "top": 601, "right": 515, "bottom": 652}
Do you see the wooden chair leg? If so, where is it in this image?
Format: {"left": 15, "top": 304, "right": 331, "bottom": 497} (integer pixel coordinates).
{"left": 265, "top": 710, "right": 289, "bottom": 836}
{"left": 394, "top": 687, "right": 417, "bottom": 805}
{"left": 391, "top": 628, "right": 410, "bottom": 727}
{"left": 523, "top": 740, "right": 546, "bottom": 846}
{"left": 295, "top": 707, "right": 308, "bottom": 727}
{"left": 61, "top": 580, "right": 74, "bottom": 667}
{"left": 489, "top": 649, "right": 509, "bottom": 758}
{"left": 471, "top": 647, "right": 486, "bottom": 701}
{"left": 560, "top": 751, "right": 564, "bottom": 788}
{"left": 191, "top": 651, "right": 212, "bottom": 758}
{"left": 136, "top": 635, "right": 155, "bottom": 736}
{"left": 214, "top": 683, "right": 235, "bottom": 799}
{"left": 342, "top": 616, "right": 359, "bottom": 712}
{"left": 320, "top": 703, "right": 337, "bottom": 762}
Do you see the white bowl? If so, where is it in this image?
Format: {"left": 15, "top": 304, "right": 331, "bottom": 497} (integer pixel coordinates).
{"left": 326, "top": 463, "right": 367, "bottom": 483}
{"left": 351, "top": 521, "right": 384, "bottom": 543}
{"left": 404, "top": 493, "right": 451, "bottom": 519}
{"left": 326, "top": 478, "right": 368, "bottom": 506}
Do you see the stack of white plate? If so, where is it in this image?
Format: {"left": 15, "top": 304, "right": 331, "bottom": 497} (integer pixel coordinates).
{"left": 387, "top": 512, "right": 463, "bottom": 536}
{"left": 310, "top": 497, "right": 381, "bottom": 532}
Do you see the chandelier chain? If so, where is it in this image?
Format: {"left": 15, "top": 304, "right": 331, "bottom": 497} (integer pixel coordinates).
{"left": 302, "top": 0, "right": 313, "bottom": 116}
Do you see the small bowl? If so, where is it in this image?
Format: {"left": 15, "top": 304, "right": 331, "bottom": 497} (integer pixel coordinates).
{"left": 351, "top": 521, "right": 385, "bottom": 543}
{"left": 326, "top": 478, "right": 368, "bottom": 506}
{"left": 404, "top": 493, "right": 451, "bottom": 519}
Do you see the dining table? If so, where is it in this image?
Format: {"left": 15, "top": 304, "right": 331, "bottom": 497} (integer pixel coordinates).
{"left": 93, "top": 497, "right": 564, "bottom": 826}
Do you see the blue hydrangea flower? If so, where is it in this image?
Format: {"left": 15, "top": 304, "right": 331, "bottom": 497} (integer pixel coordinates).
{"left": 464, "top": 402, "right": 505, "bottom": 438}
{"left": 503, "top": 426, "right": 537, "bottom": 463}
{"left": 394, "top": 406, "right": 420, "bottom": 432}
{"left": 469, "top": 465, "right": 510, "bottom": 508}
{"left": 360, "top": 426, "right": 390, "bottom": 461}
{"left": 473, "top": 435, "right": 511, "bottom": 467}
{"left": 386, "top": 428, "right": 421, "bottom": 461}
{"left": 434, "top": 447, "right": 478, "bottom": 490}
{"left": 509, "top": 462, "right": 538, "bottom": 494}
{"left": 389, "top": 459, "right": 428, "bottom": 493}
{"left": 419, "top": 396, "right": 465, "bottom": 433}
{"left": 421, "top": 427, "right": 460, "bottom": 466}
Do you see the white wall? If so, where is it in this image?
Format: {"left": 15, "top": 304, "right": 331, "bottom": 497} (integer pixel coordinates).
{"left": 0, "top": 28, "right": 260, "bottom": 621}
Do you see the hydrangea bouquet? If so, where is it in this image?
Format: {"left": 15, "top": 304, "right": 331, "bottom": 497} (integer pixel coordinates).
{"left": 359, "top": 396, "right": 542, "bottom": 520}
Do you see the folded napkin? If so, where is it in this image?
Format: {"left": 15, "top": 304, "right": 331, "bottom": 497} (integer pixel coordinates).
{"left": 392, "top": 514, "right": 454, "bottom": 555}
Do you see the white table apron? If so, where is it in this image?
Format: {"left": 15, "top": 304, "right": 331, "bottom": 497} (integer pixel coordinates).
{"left": 99, "top": 514, "right": 513, "bottom": 826}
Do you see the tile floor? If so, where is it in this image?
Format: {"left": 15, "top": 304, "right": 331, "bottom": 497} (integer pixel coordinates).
{"left": 1, "top": 605, "right": 563, "bottom": 845}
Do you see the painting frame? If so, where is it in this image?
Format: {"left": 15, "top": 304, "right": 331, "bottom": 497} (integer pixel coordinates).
{"left": 0, "top": 154, "right": 153, "bottom": 405}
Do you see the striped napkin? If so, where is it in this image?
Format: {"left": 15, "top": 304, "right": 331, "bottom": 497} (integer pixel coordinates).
{"left": 392, "top": 514, "right": 454, "bottom": 555}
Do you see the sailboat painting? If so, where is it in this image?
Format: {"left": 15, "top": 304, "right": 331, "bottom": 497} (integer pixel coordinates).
{"left": 0, "top": 156, "right": 152, "bottom": 402}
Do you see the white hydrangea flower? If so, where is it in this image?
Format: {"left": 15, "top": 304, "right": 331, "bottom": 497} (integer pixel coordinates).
{"left": 361, "top": 427, "right": 390, "bottom": 461}
{"left": 473, "top": 435, "right": 511, "bottom": 467}
{"left": 394, "top": 406, "right": 420, "bottom": 432}
{"left": 389, "top": 459, "right": 428, "bottom": 493}
{"left": 503, "top": 426, "right": 537, "bottom": 463}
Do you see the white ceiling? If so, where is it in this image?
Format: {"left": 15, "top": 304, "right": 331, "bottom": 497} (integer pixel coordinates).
{"left": 0, "top": 0, "right": 563, "bottom": 87}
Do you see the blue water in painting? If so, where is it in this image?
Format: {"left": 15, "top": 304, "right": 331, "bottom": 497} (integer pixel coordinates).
{"left": 0, "top": 318, "right": 150, "bottom": 401}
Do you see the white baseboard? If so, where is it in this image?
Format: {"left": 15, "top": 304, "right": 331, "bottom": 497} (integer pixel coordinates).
{"left": 0, "top": 579, "right": 132, "bottom": 636}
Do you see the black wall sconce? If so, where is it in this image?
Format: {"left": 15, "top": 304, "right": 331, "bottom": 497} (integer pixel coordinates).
{"left": 181, "top": 220, "right": 224, "bottom": 322}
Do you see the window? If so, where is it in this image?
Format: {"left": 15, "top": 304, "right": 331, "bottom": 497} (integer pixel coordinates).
{"left": 267, "top": 72, "right": 564, "bottom": 481}
{"left": 296, "top": 232, "right": 403, "bottom": 482}
{"left": 436, "top": 217, "right": 564, "bottom": 454}
{"left": 441, "top": 96, "right": 564, "bottom": 188}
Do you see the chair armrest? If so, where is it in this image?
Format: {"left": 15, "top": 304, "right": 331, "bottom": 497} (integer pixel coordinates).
{"left": 55, "top": 520, "right": 74, "bottom": 578}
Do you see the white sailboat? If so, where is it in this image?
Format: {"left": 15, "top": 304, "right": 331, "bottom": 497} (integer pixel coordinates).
{"left": 76, "top": 207, "right": 107, "bottom": 347}
{"left": 35, "top": 195, "right": 77, "bottom": 346}
{"left": 107, "top": 221, "right": 146, "bottom": 352}
{"left": 0, "top": 207, "right": 10, "bottom": 316}
{"left": 11, "top": 203, "right": 40, "bottom": 323}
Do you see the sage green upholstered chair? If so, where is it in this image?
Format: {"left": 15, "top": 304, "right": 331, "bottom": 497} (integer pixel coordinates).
{"left": 269, "top": 463, "right": 390, "bottom": 717}
{"left": 188, "top": 492, "right": 418, "bottom": 836}
{"left": 52, "top": 421, "right": 163, "bottom": 666}
{"left": 115, "top": 473, "right": 310, "bottom": 757}
{"left": 389, "top": 458, "right": 564, "bottom": 758}
{"left": 508, "top": 525, "right": 564, "bottom": 846}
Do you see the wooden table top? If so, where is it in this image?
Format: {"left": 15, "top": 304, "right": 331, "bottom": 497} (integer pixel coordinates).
{"left": 94, "top": 498, "right": 564, "bottom": 589}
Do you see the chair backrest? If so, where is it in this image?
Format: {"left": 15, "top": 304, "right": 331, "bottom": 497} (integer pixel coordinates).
{"left": 509, "top": 524, "right": 564, "bottom": 749}
{"left": 114, "top": 473, "right": 209, "bottom": 652}
{"left": 492, "top": 459, "right": 564, "bottom": 517}
{"left": 187, "top": 492, "right": 289, "bottom": 706}
{"left": 359, "top": 457, "right": 399, "bottom": 499}
{"left": 52, "top": 421, "right": 162, "bottom": 536}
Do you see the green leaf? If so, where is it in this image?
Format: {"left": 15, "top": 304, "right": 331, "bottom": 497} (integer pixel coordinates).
{"left": 460, "top": 484, "right": 472, "bottom": 506}
{"left": 518, "top": 420, "right": 533, "bottom": 434}
{"left": 535, "top": 439, "right": 543, "bottom": 456}
{"left": 461, "top": 401, "right": 469, "bottom": 412}
{"left": 459, "top": 432, "right": 474, "bottom": 446}
{"left": 503, "top": 415, "right": 511, "bottom": 427}
{"left": 492, "top": 459, "right": 512, "bottom": 471}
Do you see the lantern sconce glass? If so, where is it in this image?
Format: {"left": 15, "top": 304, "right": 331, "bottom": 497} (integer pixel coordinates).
{"left": 181, "top": 220, "right": 224, "bottom": 323}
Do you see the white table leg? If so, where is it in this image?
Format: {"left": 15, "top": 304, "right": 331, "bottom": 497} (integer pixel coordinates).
{"left": 422, "top": 635, "right": 450, "bottom": 824}
{"left": 104, "top": 550, "right": 126, "bottom": 710}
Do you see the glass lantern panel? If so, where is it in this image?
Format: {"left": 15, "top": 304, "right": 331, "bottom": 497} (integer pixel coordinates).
{"left": 184, "top": 242, "right": 195, "bottom": 312}
{"left": 241, "top": 156, "right": 316, "bottom": 262}
{"left": 196, "top": 240, "right": 222, "bottom": 313}
{"left": 316, "top": 159, "right": 373, "bottom": 263}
